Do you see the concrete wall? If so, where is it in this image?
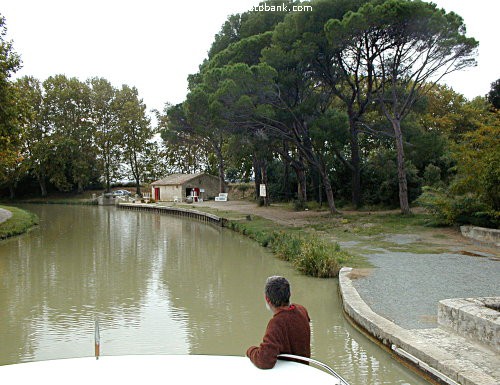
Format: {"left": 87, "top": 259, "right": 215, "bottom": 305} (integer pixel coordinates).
{"left": 339, "top": 268, "right": 499, "bottom": 385}
{"left": 151, "top": 185, "right": 182, "bottom": 202}
{"left": 460, "top": 226, "right": 500, "bottom": 247}
{"left": 183, "top": 174, "right": 221, "bottom": 200}
{"left": 438, "top": 298, "right": 500, "bottom": 354}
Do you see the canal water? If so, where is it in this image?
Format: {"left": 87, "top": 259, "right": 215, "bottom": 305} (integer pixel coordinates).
{"left": 0, "top": 205, "right": 428, "bottom": 384}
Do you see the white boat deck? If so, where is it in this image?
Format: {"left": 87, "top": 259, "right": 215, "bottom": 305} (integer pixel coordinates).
{"left": 1, "top": 355, "right": 343, "bottom": 384}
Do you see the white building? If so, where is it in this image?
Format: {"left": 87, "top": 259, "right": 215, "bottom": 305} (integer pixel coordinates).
{"left": 151, "top": 173, "right": 222, "bottom": 202}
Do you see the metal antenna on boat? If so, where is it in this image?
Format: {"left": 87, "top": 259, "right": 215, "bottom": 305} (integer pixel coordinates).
{"left": 94, "top": 318, "right": 100, "bottom": 360}
{"left": 278, "top": 354, "right": 350, "bottom": 385}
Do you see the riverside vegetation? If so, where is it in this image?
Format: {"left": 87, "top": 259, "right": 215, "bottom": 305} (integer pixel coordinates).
{"left": 0, "top": 205, "right": 38, "bottom": 239}
{"left": 228, "top": 219, "right": 357, "bottom": 278}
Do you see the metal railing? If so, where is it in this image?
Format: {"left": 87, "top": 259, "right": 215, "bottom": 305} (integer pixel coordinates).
{"left": 278, "top": 354, "right": 350, "bottom": 385}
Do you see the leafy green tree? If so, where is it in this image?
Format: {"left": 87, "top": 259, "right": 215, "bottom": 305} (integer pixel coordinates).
{"left": 158, "top": 103, "right": 212, "bottom": 174}
{"left": 326, "top": 0, "right": 478, "bottom": 214}
{"left": 0, "top": 14, "right": 21, "bottom": 151}
{"left": 43, "top": 75, "right": 95, "bottom": 193}
{"left": 487, "top": 78, "right": 500, "bottom": 110}
{"left": 88, "top": 77, "right": 122, "bottom": 192}
{"left": 140, "top": 140, "right": 171, "bottom": 184}
{"left": 115, "top": 85, "right": 152, "bottom": 196}
{"left": 14, "top": 76, "right": 51, "bottom": 196}
{"left": 452, "top": 122, "right": 500, "bottom": 212}
{"left": 0, "top": 145, "right": 26, "bottom": 199}
{"left": 418, "top": 121, "right": 499, "bottom": 228}
{"left": 270, "top": 0, "right": 368, "bottom": 207}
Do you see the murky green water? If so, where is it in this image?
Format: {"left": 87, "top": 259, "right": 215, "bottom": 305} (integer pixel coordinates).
{"left": 0, "top": 205, "right": 428, "bottom": 384}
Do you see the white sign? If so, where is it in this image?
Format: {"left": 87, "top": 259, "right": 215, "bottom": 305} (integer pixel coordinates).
{"left": 259, "top": 184, "right": 267, "bottom": 197}
{"left": 200, "top": 188, "right": 205, "bottom": 193}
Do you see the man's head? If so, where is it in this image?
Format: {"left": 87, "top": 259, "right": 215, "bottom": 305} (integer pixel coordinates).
{"left": 265, "top": 276, "right": 290, "bottom": 308}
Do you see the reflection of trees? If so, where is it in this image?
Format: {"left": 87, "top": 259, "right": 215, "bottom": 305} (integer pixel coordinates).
{"left": 163, "top": 223, "right": 288, "bottom": 355}
{"left": 0, "top": 205, "right": 424, "bottom": 384}
{"left": 0, "top": 205, "right": 158, "bottom": 364}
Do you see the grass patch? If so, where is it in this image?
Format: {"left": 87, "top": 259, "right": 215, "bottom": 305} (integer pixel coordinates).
{"left": 227, "top": 217, "right": 365, "bottom": 278}
{"left": 0, "top": 205, "right": 39, "bottom": 240}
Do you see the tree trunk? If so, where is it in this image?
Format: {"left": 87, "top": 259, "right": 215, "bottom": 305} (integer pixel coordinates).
{"left": 135, "top": 176, "right": 141, "bottom": 196}
{"left": 392, "top": 119, "right": 411, "bottom": 215}
{"left": 349, "top": 122, "right": 362, "bottom": 208}
{"left": 253, "top": 154, "right": 262, "bottom": 201}
{"left": 215, "top": 149, "right": 226, "bottom": 193}
{"left": 282, "top": 156, "right": 290, "bottom": 201}
{"left": 8, "top": 184, "right": 15, "bottom": 199}
{"left": 295, "top": 166, "right": 307, "bottom": 203}
{"left": 260, "top": 161, "right": 269, "bottom": 206}
{"left": 317, "top": 172, "right": 322, "bottom": 207}
{"left": 105, "top": 161, "right": 111, "bottom": 193}
{"left": 37, "top": 169, "right": 47, "bottom": 197}
{"left": 318, "top": 164, "right": 340, "bottom": 214}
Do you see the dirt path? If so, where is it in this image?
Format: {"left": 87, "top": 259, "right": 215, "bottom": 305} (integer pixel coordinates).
{"left": 194, "top": 200, "right": 326, "bottom": 226}
{"left": 0, "top": 208, "right": 13, "bottom": 224}
{"left": 192, "top": 200, "right": 498, "bottom": 257}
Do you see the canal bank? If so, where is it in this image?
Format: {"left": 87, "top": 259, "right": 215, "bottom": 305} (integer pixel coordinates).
{"left": 0, "top": 207, "right": 12, "bottom": 224}
{"left": 1, "top": 204, "right": 429, "bottom": 385}
{"left": 141, "top": 200, "right": 499, "bottom": 385}
{"left": 0, "top": 205, "right": 39, "bottom": 239}
{"left": 339, "top": 268, "right": 499, "bottom": 385}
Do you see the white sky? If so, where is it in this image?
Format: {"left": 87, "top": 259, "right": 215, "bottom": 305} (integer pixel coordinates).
{"left": 2, "top": 0, "right": 499, "bottom": 115}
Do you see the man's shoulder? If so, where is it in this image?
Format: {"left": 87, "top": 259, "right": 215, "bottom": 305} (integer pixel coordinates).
{"left": 293, "top": 303, "right": 307, "bottom": 311}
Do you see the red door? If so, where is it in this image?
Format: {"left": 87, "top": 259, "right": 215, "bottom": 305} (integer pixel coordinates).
{"left": 154, "top": 187, "right": 160, "bottom": 201}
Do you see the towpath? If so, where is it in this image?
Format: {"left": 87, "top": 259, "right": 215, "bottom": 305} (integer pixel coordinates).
{"left": 0, "top": 207, "right": 13, "bottom": 224}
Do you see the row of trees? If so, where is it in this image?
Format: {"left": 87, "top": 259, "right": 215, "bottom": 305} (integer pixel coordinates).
{"left": 1, "top": 11, "right": 209, "bottom": 199}
{"left": 158, "top": 0, "right": 481, "bottom": 215}
{"left": 0, "top": 73, "right": 168, "bottom": 198}
{"left": 1, "top": 2, "right": 498, "bottom": 227}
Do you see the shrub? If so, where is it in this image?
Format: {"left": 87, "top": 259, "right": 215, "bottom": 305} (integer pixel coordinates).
{"left": 417, "top": 187, "right": 499, "bottom": 228}
{"left": 293, "top": 237, "right": 340, "bottom": 278}
{"left": 226, "top": 219, "right": 355, "bottom": 278}
{"left": 293, "top": 199, "right": 307, "bottom": 211}
{"left": 269, "top": 231, "right": 303, "bottom": 262}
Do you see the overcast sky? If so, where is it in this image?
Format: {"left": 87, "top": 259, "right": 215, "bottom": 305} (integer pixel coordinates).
{"left": 2, "top": 0, "right": 499, "bottom": 115}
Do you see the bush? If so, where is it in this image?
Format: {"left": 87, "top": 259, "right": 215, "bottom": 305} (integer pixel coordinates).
{"left": 269, "top": 231, "right": 303, "bottom": 262}
{"left": 293, "top": 237, "right": 340, "bottom": 278}
{"left": 417, "top": 187, "right": 499, "bottom": 228}
{"left": 227, "top": 219, "right": 355, "bottom": 278}
{"left": 293, "top": 199, "right": 307, "bottom": 211}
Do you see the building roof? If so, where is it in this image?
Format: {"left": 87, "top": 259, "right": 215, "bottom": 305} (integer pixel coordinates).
{"left": 151, "top": 173, "right": 206, "bottom": 186}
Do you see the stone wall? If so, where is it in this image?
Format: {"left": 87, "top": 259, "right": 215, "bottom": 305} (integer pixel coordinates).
{"left": 438, "top": 297, "right": 500, "bottom": 353}
{"left": 460, "top": 226, "right": 500, "bottom": 247}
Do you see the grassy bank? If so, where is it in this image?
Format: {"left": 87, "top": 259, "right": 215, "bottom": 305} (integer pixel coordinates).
{"left": 0, "top": 205, "right": 39, "bottom": 240}
{"left": 226, "top": 217, "right": 365, "bottom": 278}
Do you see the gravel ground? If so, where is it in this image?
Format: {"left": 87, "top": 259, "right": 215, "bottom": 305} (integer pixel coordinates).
{"left": 0, "top": 208, "right": 13, "bottom": 224}
{"left": 351, "top": 251, "right": 500, "bottom": 329}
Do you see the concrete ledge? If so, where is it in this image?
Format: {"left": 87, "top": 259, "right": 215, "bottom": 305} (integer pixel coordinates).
{"left": 117, "top": 203, "right": 226, "bottom": 226}
{"left": 438, "top": 298, "right": 500, "bottom": 353}
{"left": 460, "top": 226, "right": 500, "bottom": 247}
{"left": 339, "top": 267, "right": 499, "bottom": 385}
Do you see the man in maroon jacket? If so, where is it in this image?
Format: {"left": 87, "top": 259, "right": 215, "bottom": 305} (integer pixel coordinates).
{"left": 246, "top": 276, "right": 311, "bottom": 369}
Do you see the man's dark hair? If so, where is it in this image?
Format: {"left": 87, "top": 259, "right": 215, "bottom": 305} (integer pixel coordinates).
{"left": 265, "top": 276, "right": 290, "bottom": 307}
